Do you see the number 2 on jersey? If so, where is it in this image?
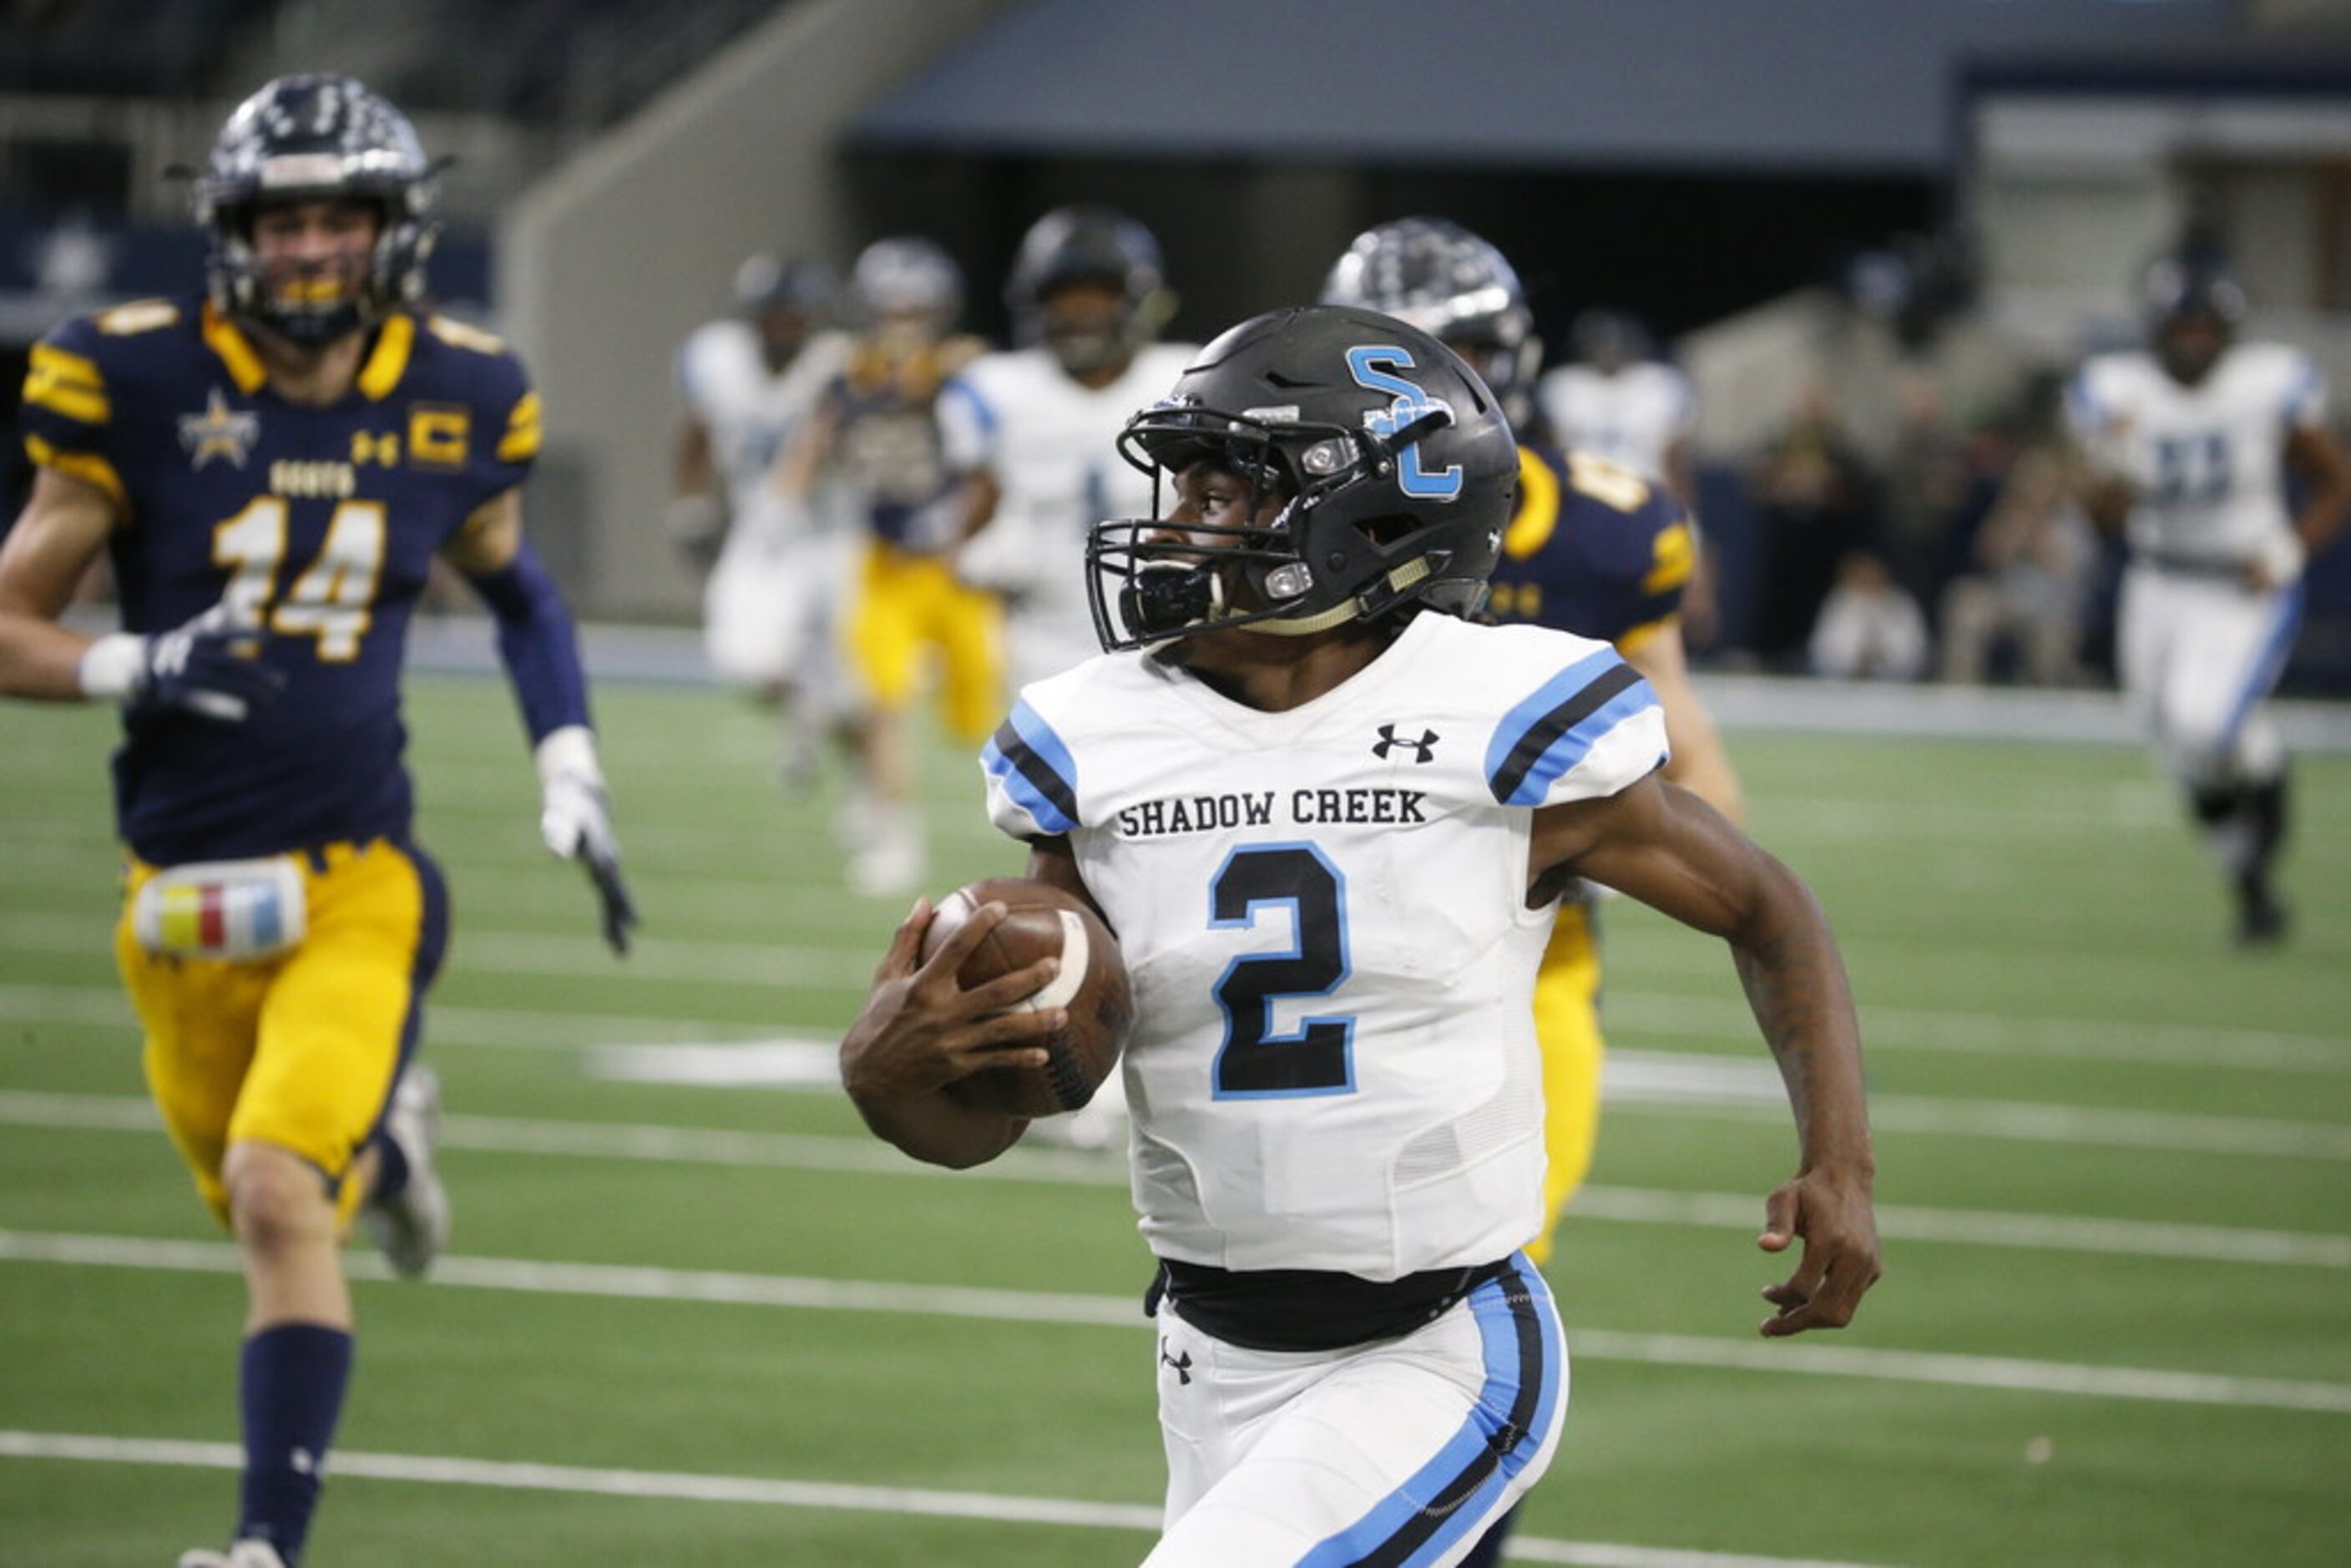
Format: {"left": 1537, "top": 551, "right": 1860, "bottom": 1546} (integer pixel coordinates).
{"left": 1210, "top": 844, "right": 1356, "bottom": 1098}
{"left": 214, "top": 497, "right": 387, "bottom": 661}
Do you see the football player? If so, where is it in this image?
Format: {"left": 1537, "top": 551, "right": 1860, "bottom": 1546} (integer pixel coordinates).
{"left": 840, "top": 306, "right": 1879, "bottom": 1565}
{"left": 776, "top": 235, "right": 1000, "bottom": 895}
{"left": 0, "top": 76, "right": 634, "bottom": 1568}
{"left": 1535, "top": 307, "right": 1698, "bottom": 508}
{"left": 1322, "top": 218, "right": 1748, "bottom": 1566}
{"left": 671, "top": 253, "right": 855, "bottom": 782}
{"left": 941, "top": 206, "right": 1196, "bottom": 690}
{"left": 2068, "top": 257, "right": 2351, "bottom": 944}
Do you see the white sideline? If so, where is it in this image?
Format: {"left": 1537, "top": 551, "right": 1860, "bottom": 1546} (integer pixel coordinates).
{"left": 4, "top": 1090, "right": 2349, "bottom": 1268}
{"left": 6, "top": 1228, "right": 2350, "bottom": 1416}
{"left": 0, "top": 1429, "right": 1889, "bottom": 1568}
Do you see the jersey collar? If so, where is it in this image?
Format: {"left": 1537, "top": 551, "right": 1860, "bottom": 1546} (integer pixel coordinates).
{"left": 200, "top": 301, "right": 268, "bottom": 394}
{"left": 200, "top": 302, "right": 416, "bottom": 402}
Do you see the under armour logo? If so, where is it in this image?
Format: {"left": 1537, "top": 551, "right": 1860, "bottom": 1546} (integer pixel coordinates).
{"left": 1373, "top": 724, "right": 1439, "bottom": 763}
{"left": 1160, "top": 1338, "right": 1193, "bottom": 1385}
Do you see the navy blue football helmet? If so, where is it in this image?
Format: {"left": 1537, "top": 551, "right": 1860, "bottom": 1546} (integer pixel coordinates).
{"left": 197, "top": 74, "right": 438, "bottom": 343}
{"left": 1319, "top": 217, "right": 1540, "bottom": 427}
{"left": 2144, "top": 255, "right": 2245, "bottom": 385}
{"left": 1087, "top": 305, "right": 1519, "bottom": 652}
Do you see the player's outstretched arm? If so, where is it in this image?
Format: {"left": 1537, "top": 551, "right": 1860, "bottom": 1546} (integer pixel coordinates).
{"left": 445, "top": 488, "right": 636, "bottom": 953}
{"left": 839, "top": 896, "right": 1064, "bottom": 1168}
{"left": 2, "top": 468, "right": 283, "bottom": 721}
{"left": 1534, "top": 776, "right": 1880, "bottom": 1336}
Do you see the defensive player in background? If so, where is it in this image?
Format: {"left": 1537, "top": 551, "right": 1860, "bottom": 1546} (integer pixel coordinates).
{"left": 670, "top": 253, "right": 854, "bottom": 780}
{"left": 840, "top": 306, "right": 1878, "bottom": 1565}
{"left": 942, "top": 206, "right": 1196, "bottom": 690}
{"left": 776, "top": 235, "right": 1000, "bottom": 896}
{"left": 0, "top": 77, "right": 635, "bottom": 1568}
{"left": 1323, "top": 218, "right": 1748, "bottom": 1567}
{"left": 2069, "top": 257, "right": 2350, "bottom": 945}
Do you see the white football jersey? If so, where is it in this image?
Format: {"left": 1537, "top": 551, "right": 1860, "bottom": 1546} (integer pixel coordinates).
{"left": 675, "top": 321, "right": 853, "bottom": 522}
{"left": 1534, "top": 361, "right": 1695, "bottom": 482}
{"left": 2067, "top": 343, "right": 2326, "bottom": 566}
{"left": 982, "top": 614, "right": 1668, "bottom": 1279}
{"left": 940, "top": 342, "right": 1199, "bottom": 680}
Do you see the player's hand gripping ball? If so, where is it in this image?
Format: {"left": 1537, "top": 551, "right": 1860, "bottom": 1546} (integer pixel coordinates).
{"left": 919, "top": 878, "right": 1132, "bottom": 1119}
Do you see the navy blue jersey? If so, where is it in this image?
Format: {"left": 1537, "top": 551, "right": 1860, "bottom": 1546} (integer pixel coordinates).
{"left": 1485, "top": 443, "right": 1692, "bottom": 648}
{"left": 19, "top": 296, "right": 539, "bottom": 863}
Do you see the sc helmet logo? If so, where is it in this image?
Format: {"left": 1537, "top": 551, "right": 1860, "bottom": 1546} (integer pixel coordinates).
{"left": 1344, "top": 345, "right": 1462, "bottom": 501}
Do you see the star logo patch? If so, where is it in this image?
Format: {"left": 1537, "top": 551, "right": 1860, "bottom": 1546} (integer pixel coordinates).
{"left": 179, "top": 389, "right": 260, "bottom": 471}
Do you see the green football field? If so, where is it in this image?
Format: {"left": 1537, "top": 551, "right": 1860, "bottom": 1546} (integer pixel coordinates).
{"left": 3, "top": 672, "right": 2346, "bottom": 1566}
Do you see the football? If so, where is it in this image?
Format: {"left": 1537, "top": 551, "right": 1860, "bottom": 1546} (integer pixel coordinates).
{"left": 918, "top": 877, "right": 1132, "bottom": 1119}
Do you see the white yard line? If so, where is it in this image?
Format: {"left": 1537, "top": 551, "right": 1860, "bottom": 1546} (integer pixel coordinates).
{"left": 4, "top": 1229, "right": 2347, "bottom": 1417}
{"left": 0, "top": 1429, "right": 1892, "bottom": 1568}
{"left": 6, "top": 963, "right": 2347, "bottom": 1077}
{"left": 4, "top": 1090, "right": 2348, "bottom": 1267}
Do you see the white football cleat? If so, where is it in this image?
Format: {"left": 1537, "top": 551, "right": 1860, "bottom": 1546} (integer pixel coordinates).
{"left": 177, "top": 1541, "right": 289, "bottom": 1568}
{"left": 364, "top": 1063, "right": 450, "bottom": 1278}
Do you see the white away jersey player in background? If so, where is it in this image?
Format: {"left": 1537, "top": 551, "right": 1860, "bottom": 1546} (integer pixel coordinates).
{"left": 1534, "top": 310, "right": 1696, "bottom": 499}
{"left": 944, "top": 338, "right": 1195, "bottom": 683}
{"left": 840, "top": 306, "right": 1878, "bottom": 1568}
{"left": 2068, "top": 257, "right": 2351, "bottom": 943}
{"left": 675, "top": 255, "right": 854, "bottom": 690}
{"left": 943, "top": 206, "right": 1196, "bottom": 689}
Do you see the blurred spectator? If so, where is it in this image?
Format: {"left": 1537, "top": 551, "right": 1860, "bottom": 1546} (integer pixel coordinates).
{"left": 1938, "top": 387, "right": 2096, "bottom": 687}
{"left": 1880, "top": 370, "right": 1976, "bottom": 620}
{"left": 1808, "top": 551, "right": 1929, "bottom": 680}
{"left": 1747, "top": 382, "right": 1877, "bottom": 670}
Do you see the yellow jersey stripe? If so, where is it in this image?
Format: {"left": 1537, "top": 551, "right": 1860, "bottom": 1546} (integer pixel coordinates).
{"left": 498, "top": 392, "right": 543, "bottom": 462}
{"left": 1613, "top": 613, "right": 1680, "bottom": 656}
{"left": 24, "top": 433, "right": 128, "bottom": 510}
{"left": 357, "top": 313, "right": 416, "bottom": 401}
{"left": 29, "top": 342, "right": 105, "bottom": 392}
{"left": 1641, "top": 520, "right": 1696, "bottom": 596}
{"left": 1503, "top": 446, "right": 1561, "bottom": 559}
{"left": 200, "top": 302, "right": 268, "bottom": 393}
{"left": 23, "top": 354, "right": 110, "bottom": 425}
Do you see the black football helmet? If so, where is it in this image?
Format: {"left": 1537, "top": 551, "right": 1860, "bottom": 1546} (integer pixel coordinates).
{"left": 1087, "top": 305, "right": 1519, "bottom": 653}
{"left": 196, "top": 74, "right": 438, "bottom": 344}
{"left": 1005, "top": 206, "right": 1172, "bottom": 369}
{"left": 2144, "top": 255, "right": 2244, "bottom": 385}
{"left": 1318, "top": 217, "right": 1540, "bottom": 427}
{"left": 736, "top": 253, "right": 837, "bottom": 320}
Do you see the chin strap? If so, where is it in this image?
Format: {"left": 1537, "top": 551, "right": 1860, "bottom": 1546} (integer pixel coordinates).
{"left": 1238, "top": 558, "right": 1433, "bottom": 637}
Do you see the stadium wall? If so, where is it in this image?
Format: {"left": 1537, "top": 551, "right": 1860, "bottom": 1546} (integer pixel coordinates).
{"left": 499, "top": 0, "right": 1019, "bottom": 620}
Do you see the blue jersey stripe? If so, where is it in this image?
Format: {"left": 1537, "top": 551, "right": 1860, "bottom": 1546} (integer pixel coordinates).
{"left": 981, "top": 699, "right": 1079, "bottom": 834}
{"left": 1486, "top": 653, "right": 1656, "bottom": 807}
{"left": 1298, "top": 1256, "right": 1564, "bottom": 1567}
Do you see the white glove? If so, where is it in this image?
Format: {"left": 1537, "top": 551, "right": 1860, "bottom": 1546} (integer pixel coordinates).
{"left": 536, "top": 726, "right": 637, "bottom": 953}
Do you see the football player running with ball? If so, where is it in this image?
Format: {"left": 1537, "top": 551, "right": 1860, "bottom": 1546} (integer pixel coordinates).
{"left": 841, "top": 306, "right": 1878, "bottom": 1565}
{"left": 2069, "top": 256, "right": 2351, "bottom": 946}
{"left": 0, "top": 76, "right": 634, "bottom": 1567}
